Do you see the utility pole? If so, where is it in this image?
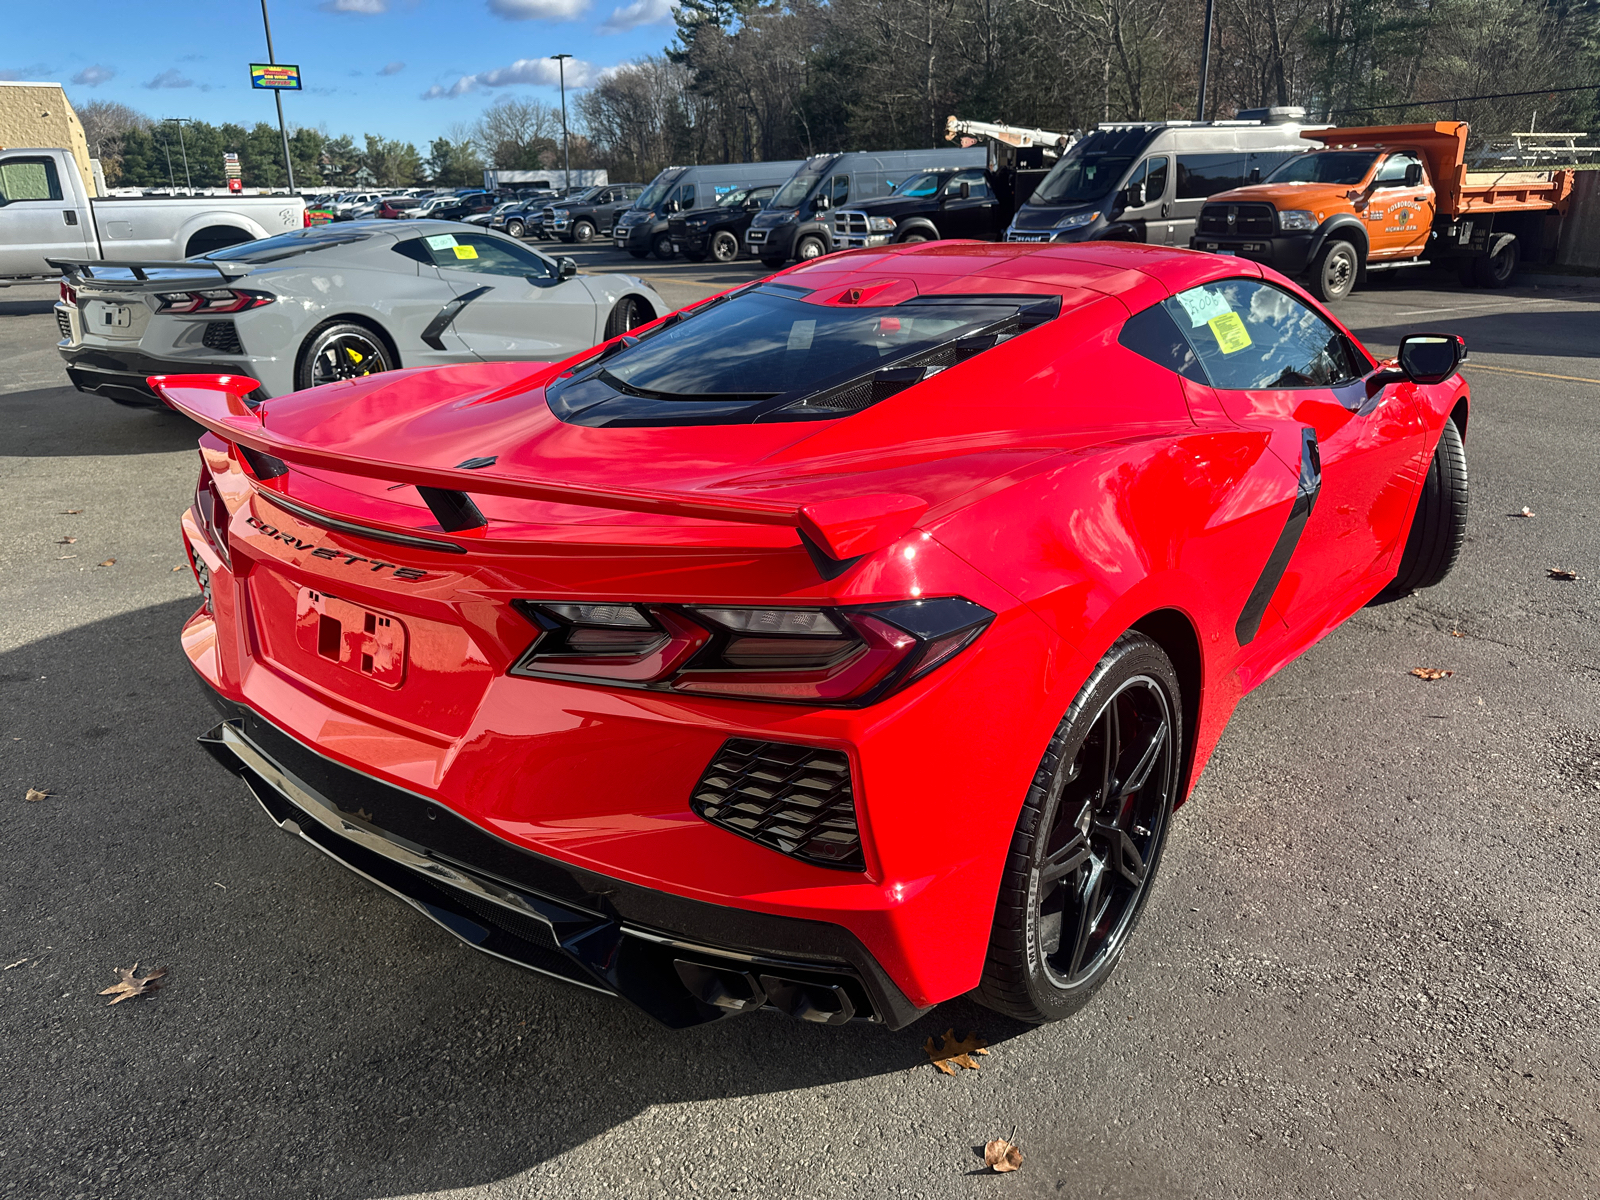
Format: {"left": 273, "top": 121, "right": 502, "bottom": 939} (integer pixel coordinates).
{"left": 551, "top": 53, "right": 572, "bottom": 191}
{"left": 166, "top": 118, "right": 193, "bottom": 191}
{"left": 159, "top": 128, "right": 176, "bottom": 190}
{"left": 1196, "top": 0, "right": 1216, "bottom": 122}
{"left": 259, "top": 0, "right": 297, "bottom": 191}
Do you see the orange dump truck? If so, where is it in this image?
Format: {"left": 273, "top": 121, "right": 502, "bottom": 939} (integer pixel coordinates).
{"left": 1190, "top": 121, "right": 1576, "bottom": 300}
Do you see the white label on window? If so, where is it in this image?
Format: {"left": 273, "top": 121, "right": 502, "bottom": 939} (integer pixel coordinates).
{"left": 787, "top": 320, "right": 816, "bottom": 350}
{"left": 425, "top": 234, "right": 459, "bottom": 250}
{"left": 1174, "top": 286, "right": 1232, "bottom": 328}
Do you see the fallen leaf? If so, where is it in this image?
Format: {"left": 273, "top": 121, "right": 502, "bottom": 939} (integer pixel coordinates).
{"left": 1548, "top": 568, "right": 1579, "bottom": 581}
{"left": 56, "top": 536, "right": 77, "bottom": 545}
{"left": 1449, "top": 629, "right": 1465, "bottom": 637}
{"left": 25, "top": 787, "right": 55, "bottom": 802}
{"left": 99, "top": 558, "right": 116, "bottom": 567}
{"left": 924, "top": 1028, "right": 989, "bottom": 1075}
{"left": 1411, "top": 668, "right": 1454, "bottom": 681}
{"left": 99, "top": 963, "right": 167, "bottom": 1005}
{"left": 172, "top": 564, "right": 186, "bottom": 572}
{"left": 984, "top": 1139, "right": 1024, "bottom": 1172}
{"left": 60, "top": 509, "right": 83, "bottom": 515}
{"left": 1516, "top": 507, "right": 1536, "bottom": 518}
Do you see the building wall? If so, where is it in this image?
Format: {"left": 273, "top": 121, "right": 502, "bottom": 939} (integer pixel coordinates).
{"left": 0, "top": 82, "right": 95, "bottom": 197}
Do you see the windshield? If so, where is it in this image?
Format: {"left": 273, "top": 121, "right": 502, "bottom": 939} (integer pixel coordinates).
{"left": 1030, "top": 127, "right": 1156, "bottom": 205}
{"left": 772, "top": 161, "right": 833, "bottom": 209}
{"left": 1265, "top": 151, "right": 1379, "bottom": 185}
{"left": 636, "top": 170, "right": 684, "bottom": 212}
{"left": 891, "top": 172, "right": 946, "bottom": 199}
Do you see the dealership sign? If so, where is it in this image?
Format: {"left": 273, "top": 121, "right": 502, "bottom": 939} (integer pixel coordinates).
{"left": 249, "top": 63, "right": 302, "bottom": 90}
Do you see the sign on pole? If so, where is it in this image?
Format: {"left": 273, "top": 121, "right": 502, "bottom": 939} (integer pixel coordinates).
{"left": 249, "top": 63, "right": 302, "bottom": 90}
{"left": 224, "top": 151, "right": 243, "bottom": 193}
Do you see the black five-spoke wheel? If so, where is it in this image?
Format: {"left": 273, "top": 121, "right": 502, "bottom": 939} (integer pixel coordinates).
{"left": 978, "top": 632, "right": 1181, "bottom": 1022}
{"left": 294, "top": 321, "right": 394, "bottom": 391}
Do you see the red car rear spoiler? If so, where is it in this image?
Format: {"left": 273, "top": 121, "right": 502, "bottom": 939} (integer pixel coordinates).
{"left": 149, "top": 373, "right": 925, "bottom": 562}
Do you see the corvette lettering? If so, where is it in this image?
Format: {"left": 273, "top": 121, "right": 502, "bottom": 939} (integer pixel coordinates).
{"left": 244, "top": 515, "right": 430, "bottom": 581}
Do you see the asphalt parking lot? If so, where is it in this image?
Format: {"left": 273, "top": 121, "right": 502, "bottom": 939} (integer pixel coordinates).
{"left": 2, "top": 249, "right": 1598, "bottom": 1200}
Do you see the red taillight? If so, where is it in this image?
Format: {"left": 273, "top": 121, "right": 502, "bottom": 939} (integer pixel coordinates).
{"left": 509, "top": 598, "right": 993, "bottom": 706}
{"left": 59, "top": 280, "right": 77, "bottom": 306}
{"left": 157, "top": 289, "right": 274, "bottom": 315}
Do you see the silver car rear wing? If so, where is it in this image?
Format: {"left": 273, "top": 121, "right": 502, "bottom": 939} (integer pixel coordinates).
{"left": 47, "top": 258, "right": 253, "bottom": 289}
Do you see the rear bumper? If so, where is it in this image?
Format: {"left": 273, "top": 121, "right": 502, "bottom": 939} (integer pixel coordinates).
{"left": 59, "top": 344, "right": 257, "bottom": 407}
{"left": 1189, "top": 232, "right": 1314, "bottom": 275}
{"left": 196, "top": 688, "right": 926, "bottom": 1030}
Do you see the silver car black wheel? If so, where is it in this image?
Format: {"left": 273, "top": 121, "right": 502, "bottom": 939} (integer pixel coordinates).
{"left": 297, "top": 323, "right": 393, "bottom": 391}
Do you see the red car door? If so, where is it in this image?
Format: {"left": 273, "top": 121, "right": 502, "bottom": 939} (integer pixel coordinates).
{"left": 1163, "top": 278, "right": 1427, "bottom": 644}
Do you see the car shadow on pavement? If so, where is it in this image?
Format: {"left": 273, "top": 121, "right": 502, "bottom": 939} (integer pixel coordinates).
{"left": 0, "top": 297, "right": 57, "bottom": 318}
{"left": 1, "top": 598, "right": 1036, "bottom": 1199}
{"left": 1345, "top": 300, "right": 1600, "bottom": 364}
{"left": 0, "top": 386, "right": 201, "bottom": 457}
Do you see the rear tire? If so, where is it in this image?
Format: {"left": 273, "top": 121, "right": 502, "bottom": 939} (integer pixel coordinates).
{"left": 1474, "top": 237, "right": 1518, "bottom": 288}
{"left": 1307, "top": 240, "right": 1359, "bottom": 302}
{"left": 975, "top": 633, "right": 1181, "bottom": 1024}
{"left": 603, "top": 295, "right": 652, "bottom": 340}
{"left": 711, "top": 231, "right": 740, "bottom": 263}
{"left": 294, "top": 320, "right": 394, "bottom": 391}
{"left": 1386, "top": 417, "right": 1469, "bottom": 595}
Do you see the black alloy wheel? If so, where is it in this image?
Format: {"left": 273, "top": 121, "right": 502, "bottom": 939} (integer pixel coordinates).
{"left": 710, "top": 230, "right": 740, "bottom": 263}
{"left": 977, "top": 632, "right": 1181, "bottom": 1023}
{"left": 652, "top": 233, "right": 675, "bottom": 260}
{"left": 296, "top": 322, "right": 393, "bottom": 390}
{"left": 1474, "top": 237, "right": 1518, "bottom": 288}
{"left": 1308, "top": 239, "right": 1359, "bottom": 302}
{"left": 603, "top": 296, "right": 651, "bottom": 340}
{"left": 795, "top": 234, "right": 826, "bottom": 261}
{"left": 506, "top": 218, "right": 526, "bottom": 238}
{"left": 574, "top": 219, "right": 597, "bottom": 244}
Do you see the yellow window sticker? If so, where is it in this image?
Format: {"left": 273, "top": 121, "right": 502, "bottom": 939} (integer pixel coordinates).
{"left": 424, "top": 233, "right": 458, "bottom": 250}
{"left": 1208, "top": 310, "right": 1252, "bottom": 354}
{"left": 452, "top": 244, "right": 479, "bottom": 260}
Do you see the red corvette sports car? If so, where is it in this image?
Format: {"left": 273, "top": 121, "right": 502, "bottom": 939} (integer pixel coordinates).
{"left": 161, "top": 241, "right": 1469, "bottom": 1030}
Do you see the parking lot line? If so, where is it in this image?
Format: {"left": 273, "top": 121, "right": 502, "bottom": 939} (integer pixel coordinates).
{"left": 1464, "top": 362, "right": 1600, "bottom": 385}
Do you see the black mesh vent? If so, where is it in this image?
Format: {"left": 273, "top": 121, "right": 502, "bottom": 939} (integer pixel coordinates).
{"left": 1197, "top": 203, "right": 1277, "bottom": 237}
{"left": 691, "top": 739, "right": 864, "bottom": 870}
{"left": 203, "top": 320, "right": 243, "bottom": 354}
{"left": 56, "top": 310, "right": 72, "bottom": 340}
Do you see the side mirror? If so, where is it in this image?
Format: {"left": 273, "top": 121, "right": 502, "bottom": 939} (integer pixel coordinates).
{"left": 1398, "top": 333, "right": 1466, "bottom": 384}
{"left": 1250, "top": 166, "right": 1262, "bottom": 183}
{"left": 1122, "top": 181, "right": 1146, "bottom": 209}
{"left": 958, "top": 180, "right": 971, "bottom": 200}
{"left": 812, "top": 194, "right": 831, "bottom": 212}
{"left": 558, "top": 257, "right": 578, "bottom": 279}
{"left": 1404, "top": 162, "right": 1423, "bottom": 187}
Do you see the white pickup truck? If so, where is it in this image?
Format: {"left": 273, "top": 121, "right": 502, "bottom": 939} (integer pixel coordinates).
{"left": 0, "top": 147, "right": 306, "bottom": 282}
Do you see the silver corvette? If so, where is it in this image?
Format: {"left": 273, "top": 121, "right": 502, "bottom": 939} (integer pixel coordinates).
{"left": 51, "top": 220, "right": 665, "bottom": 405}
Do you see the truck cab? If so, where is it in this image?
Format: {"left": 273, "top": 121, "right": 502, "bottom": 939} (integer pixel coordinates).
{"left": 831, "top": 168, "right": 1002, "bottom": 249}
{"left": 667, "top": 184, "right": 778, "bottom": 262}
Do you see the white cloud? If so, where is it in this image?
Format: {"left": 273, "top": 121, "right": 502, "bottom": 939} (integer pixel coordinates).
{"left": 487, "top": 0, "right": 590, "bottom": 20}
{"left": 319, "top": 0, "right": 388, "bottom": 11}
{"left": 72, "top": 64, "right": 116, "bottom": 87}
{"left": 143, "top": 68, "right": 194, "bottom": 89}
{"left": 0, "top": 63, "right": 54, "bottom": 82}
{"left": 599, "top": 0, "right": 676, "bottom": 32}
{"left": 378, "top": 61, "right": 406, "bottom": 75}
{"left": 422, "top": 56, "right": 606, "bottom": 99}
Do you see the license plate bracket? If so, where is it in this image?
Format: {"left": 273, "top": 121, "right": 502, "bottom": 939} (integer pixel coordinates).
{"left": 295, "top": 588, "right": 408, "bottom": 688}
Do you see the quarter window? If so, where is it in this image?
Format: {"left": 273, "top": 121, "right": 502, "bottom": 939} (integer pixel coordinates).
{"left": 1118, "top": 303, "right": 1207, "bottom": 383}
{"left": 1162, "top": 279, "right": 1364, "bottom": 390}
{"left": 0, "top": 157, "right": 63, "bottom": 202}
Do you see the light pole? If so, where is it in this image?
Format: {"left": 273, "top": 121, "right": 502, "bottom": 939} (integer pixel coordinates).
{"left": 1196, "top": 0, "right": 1216, "bottom": 121}
{"left": 166, "top": 118, "right": 193, "bottom": 191}
{"left": 259, "top": 0, "right": 297, "bottom": 191}
{"left": 551, "top": 53, "right": 572, "bottom": 191}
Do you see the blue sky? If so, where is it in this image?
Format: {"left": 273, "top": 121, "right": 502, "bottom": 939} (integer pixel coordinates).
{"left": 3, "top": 0, "right": 680, "bottom": 146}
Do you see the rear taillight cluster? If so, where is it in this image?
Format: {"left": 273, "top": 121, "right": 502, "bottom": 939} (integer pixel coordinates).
{"left": 156, "top": 289, "right": 274, "bottom": 315}
{"left": 59, "top": 280, "right": 77, "bottom": 306}
{"left": 510, "top": 597, "right": 992, "bottom": 705}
